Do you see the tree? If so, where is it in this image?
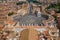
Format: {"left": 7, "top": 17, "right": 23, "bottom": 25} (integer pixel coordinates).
{"left": 27, "top": 0, "right": 37, "bottom": 3}
{"left": 8, "top": 12, "right": 14, "bottom": 16}
{"left": 46, "top": 4, "right": 60, "bottom": 13}
{"left": 16, "top": 1, "right": 26, "bottom": 5}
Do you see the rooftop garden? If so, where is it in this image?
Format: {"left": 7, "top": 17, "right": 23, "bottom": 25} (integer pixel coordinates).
{"left": 46, "top": 4, "right": 60, "bottom": 13}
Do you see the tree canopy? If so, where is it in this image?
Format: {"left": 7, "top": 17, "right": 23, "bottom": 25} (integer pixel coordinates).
{"left": 8, "top": 12, "right": 14, "bottom": 16}
{"left": 16, "top": 1, "right": 26, "bottom": 5}
{"left": 46, "top": 4, "right": 60, "bottom": 13}
{"left": 27, "top": 0, "right": 37, "bottom": 3}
